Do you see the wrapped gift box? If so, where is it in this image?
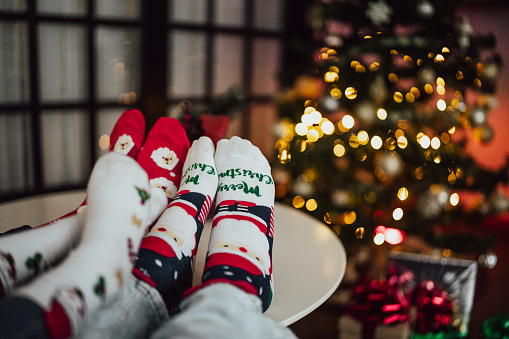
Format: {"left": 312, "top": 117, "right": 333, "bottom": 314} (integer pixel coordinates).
{"left": 387, "top": 251, "right": 478, "bottom": 338}
{"left": 338, "top": 314, "right": 411, "bottom": 339}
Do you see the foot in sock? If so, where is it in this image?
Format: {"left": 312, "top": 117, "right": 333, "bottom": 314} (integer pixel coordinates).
{"left": 40, "top": 108, "right": 146, "bottom": 224}
{"left": 133, "top": 136, "right": 218, "bottom": 313}
{"left": 0, "top": 109, "right": 146, "bottom": 297}
{"left": 186, "top": 137, "right": 275, "bottom": 312}
{"left": 7, "top": 152, "right": 167, "bottom": 338}
{"left": 136, "top": 117, "right": 190, "bottom": 202}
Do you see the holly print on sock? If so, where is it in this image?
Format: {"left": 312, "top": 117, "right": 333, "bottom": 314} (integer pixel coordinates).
{"left": 25, "top": 252, "right": 47, "bottom": 276}
{"left": 187, "top": 137, "right": 275, "bottom": 312}
{"left": 133, "top": 137, "right": 218, "bottom": 313}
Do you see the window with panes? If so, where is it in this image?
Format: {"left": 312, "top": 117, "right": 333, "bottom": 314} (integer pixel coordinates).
{"left": 0, "top": 0, "right": 284, "bottom": 202}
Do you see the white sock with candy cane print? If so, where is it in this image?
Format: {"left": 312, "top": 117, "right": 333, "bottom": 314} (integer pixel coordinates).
{"left": 15, "top": 153, "right": 167, "bottom": 339}
{"left": 187, "top": 137, "right": 275, "bottom": 312}
{"left": 133, "top": 137, "right": 218, "bottom": 313}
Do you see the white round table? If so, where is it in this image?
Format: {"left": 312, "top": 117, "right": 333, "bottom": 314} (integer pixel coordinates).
{"left": 0, "top": 190, "right": 346, "bottom": 326}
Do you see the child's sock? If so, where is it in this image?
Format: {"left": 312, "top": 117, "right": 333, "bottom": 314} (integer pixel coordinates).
{"left": 186, "top": 137, "right": 275, "bottom": 312}
{"left": 136, "top": 117, "right": 190, "bottom": 202}
{"left": 14, "top": 152, "right": 167, "bottom": 338}
{"left": 0, "top": 109, "right": 146, "bottom": 297}
{"left": 133, "top": 137, "right": 218, "bottom": 313}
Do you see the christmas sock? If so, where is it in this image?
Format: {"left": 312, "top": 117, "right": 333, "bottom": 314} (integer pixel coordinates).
{"left": 136, "top": 117, "right": 190, "bottom": 202}
{"left": 12, "top": 152, "right": 167, "bottom": 338}
{"left": 133, "top": 136, "right": 218, "bottom": 313}
{"left": 0, "top": 109, "right": 146, "bottom": 298}
{"left": 39, "top": 108, "right": 146, "bottom": 224}
{"left": 186, "top": 137, "right": 275, "bottom": 312}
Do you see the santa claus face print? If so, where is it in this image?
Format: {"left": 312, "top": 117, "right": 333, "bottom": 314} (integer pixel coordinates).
{"left": 150, "top": 177, "right": 178, "bottom": 199}
{"left": 214, "top": 241, "right": 265, "bottom": 267}
{"left": 146, "top": 209, "right": 198, "bottom": 259}
{"left": 151, "top": 147, "right": 179, "bottom": 171}
{"left": 113, "top": 134, "right": 134, "bottom": 154}
{"left": 209, "top": 221, "right": 271, "bottom": 276}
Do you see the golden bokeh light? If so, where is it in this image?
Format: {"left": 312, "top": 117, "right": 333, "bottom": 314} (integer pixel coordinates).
{"left": 377, "top": 108, "right": 387, "bottom": 120}
{"left": 397, "top": 136, "right": 408, "bottom": 149}
{"left": 321, "top": 120, "right": 335, "bottom": 134}
{"left": 301, "top": 113, "right": 313, "bottom": 126}
{"left": 419, "top": 135, "right": 431, "bottom": 148}
{"left": 349, "top": 134, "right": 360, "bottom": 148}
{"left": 295, "top": 123, "right": 308, "bottom": 136}
{"left": 345, "top": 87, "right": 358, "bottom": 99}
{"left": 437, "top": 99, "right": 447, "bottom": 111}
{"left": 393, "top": 207, "right": 403, "bottom": 221}
{"left": 342, "top": 114, "right": 355, "bottom": 129}
{"left": 344, "top": 211, "right": 357, "bottom": 224}
{"left": 306, "top": 199, "right": 318, "bottom": 211}
{"left": 324, "top": 71, "right": 339, "bottom": 83}
{"left": 333, "top": 143, "right": 346, "bottom": 157}
{"left": 278, "top": 149, "right": 291, "bottom": 164}
{"left": 397, "top": 187, "right": 409, "bottom": 201}
{"left": 415, "top": 167, "right": 424, "bottom": 180}
{"left": 450, "top": 192, "right": 460, "bottom": 206}
{"left": 306, "top": 129, "right": 319, "bottom": 142}
{"left": 371, "top": 135, "right": 383, "bottom": 149}
{"left": 293, "top": 195, "right": 305, "bottom": 208}
{"left": 310, "top": 110, "right": 322, "bottom": 124}
{"left": 431, "top": 136, "right": 441, "bottom": 149}
{"left": 355, "top": 227, "right": 365, "bottom": 239}
{"left": 330, "top": 88, "right": 342, "bottom": 99}
{"left": 304, "top": 106, "right": 316, "bottom": 114}
{"left": 374, "top": 233, "right": 385, "bottom": 245}
{"left": 358, "top": 130, "right": 369, "bottom": 144}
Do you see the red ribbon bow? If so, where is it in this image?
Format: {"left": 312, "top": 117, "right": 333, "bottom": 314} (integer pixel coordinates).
{"left": 412, "top": 280, "right": 453, "bottom": 334}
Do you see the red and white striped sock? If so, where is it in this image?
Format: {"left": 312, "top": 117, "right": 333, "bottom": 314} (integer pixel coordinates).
{"left": 133, "top": 137, "right": 218, "bottom": 312}
{"left": 186, "top": 137, "right": 275, "bottom": 312}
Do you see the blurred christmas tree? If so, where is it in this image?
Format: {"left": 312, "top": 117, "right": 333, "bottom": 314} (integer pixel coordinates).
{"left": 274, "top": 0, "right": 508, "bottom": 257}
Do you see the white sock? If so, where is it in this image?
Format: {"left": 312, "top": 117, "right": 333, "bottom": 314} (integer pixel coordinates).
{"left": 15, "top": 152, "right": 166, "bottom": 337}
{"left": 133, "top": 136, "right": 218, "bottom": 312}
{"left": 190, "top": 137, "right": 275, "bottom": 312}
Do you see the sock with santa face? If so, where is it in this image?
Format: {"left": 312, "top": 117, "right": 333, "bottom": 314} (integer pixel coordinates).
{"left": 0, "top": 109, "right": 146, "bottom": 298}
{"left": 186, "top": 137, "right": 275, "bottom": 312}
{"left": 0, "top": 152, "right": 167, "bottom": 339}
{"left": 136, "top": 117, "right": 190, "bottom": 202}
{"left": 133, "top": 137, "right": 218, "bottom": 313}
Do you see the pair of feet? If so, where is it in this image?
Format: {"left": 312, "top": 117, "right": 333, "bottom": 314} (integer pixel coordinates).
{"left": 133, "top": 136, "right": 275, "bottom": 316}
{"left": 0, "top": 110, "right": 275, "bottom": 339}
